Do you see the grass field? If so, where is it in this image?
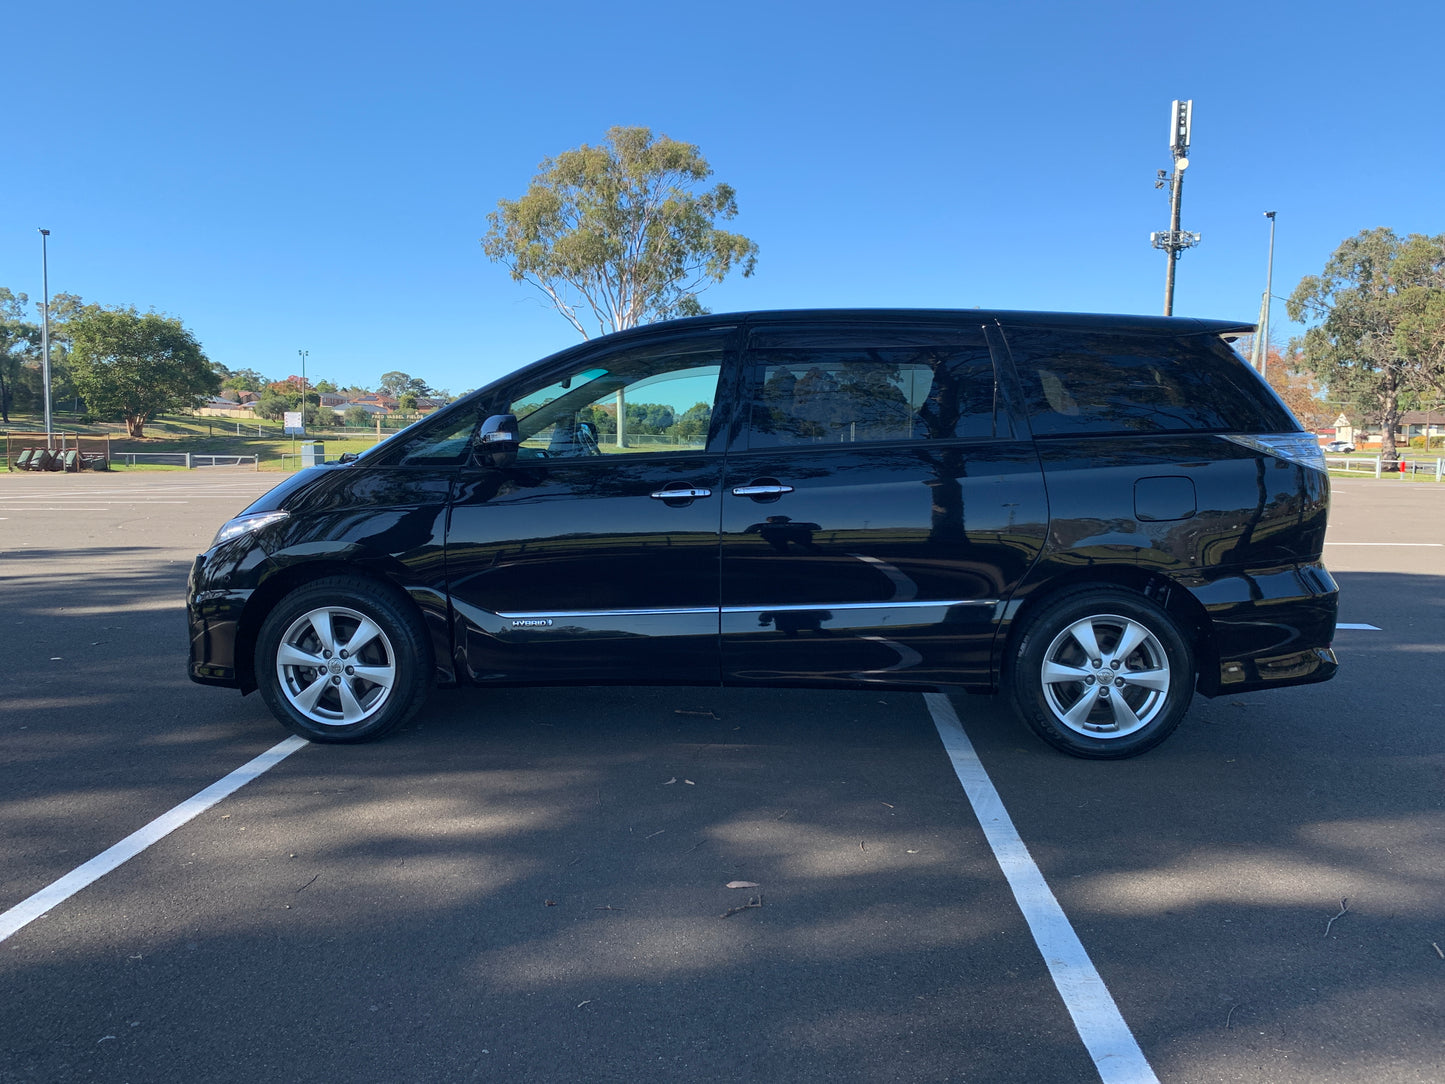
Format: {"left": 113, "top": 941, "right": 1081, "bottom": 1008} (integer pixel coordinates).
{"left": 3, "top": 411, "right": 398, "bottom": 471}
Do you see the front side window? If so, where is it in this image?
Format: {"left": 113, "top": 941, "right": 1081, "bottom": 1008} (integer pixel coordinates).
{"left": 505, "top": 336, "right": 726, "bottom": 460}
{"left": 744, "top": 330, "right": 998, "bottom": 447}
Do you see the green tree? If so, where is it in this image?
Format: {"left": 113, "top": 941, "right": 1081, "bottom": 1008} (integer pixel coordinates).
{"left": 344, "top": 405, "right": 372, "bottom": 427}
{"left": 254, "top": 392, "right": 290, "bottom": 421}
{"left": 0, "top": 288, "right": 41, "bottom": 424}
{"left": 625, "top": 401, "right": 674, "bottom": 433}
{"left": 482, "top": 126, "right": 759, "bottom": 338}
{"left": 40, "top": 293, "right": 88, "bottom": 411}
{"left": 68, "top": 307, "right": 218, "bottom": 437}
{"left": 671, "top": 401, "right": 712, "bottom": 441}
{"left": 1288, "top": 228, "right": 1445, "bottom": 461}
{"left": 378, "top": 371, "right": 411, "bottom": 398}
{"left": 378, "top": 370, "right": 434, "bottom": 398}
{"left": 221, "top": 367, "right": 267, "bottom": 393}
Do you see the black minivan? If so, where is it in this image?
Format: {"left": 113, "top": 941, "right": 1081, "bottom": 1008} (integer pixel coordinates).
{"left": 187, "top": 310, "right": 1338, "bottom": 758}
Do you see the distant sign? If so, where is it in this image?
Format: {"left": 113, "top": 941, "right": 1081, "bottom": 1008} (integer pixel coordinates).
{"left": 283, "top": 411, "right": 304, "bottom": 436}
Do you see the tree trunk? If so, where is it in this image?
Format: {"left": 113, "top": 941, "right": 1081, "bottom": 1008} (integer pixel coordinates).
{"left": 126, "top": 415, "right": 146, "bottom": 439}
{"left": 1379, "top": 385, "right": 1401, "bottom": 464}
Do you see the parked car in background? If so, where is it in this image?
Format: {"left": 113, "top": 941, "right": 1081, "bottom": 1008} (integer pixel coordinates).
{"left": 187, "top": 309, "right": 1339, "bottom": 759}
{"left": 1324, "top": 440, "right": 1355, "bottom": 453}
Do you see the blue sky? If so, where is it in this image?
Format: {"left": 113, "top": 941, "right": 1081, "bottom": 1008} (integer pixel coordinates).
{"left": 4, "top": 1, "right": 1441, "bottom": 396}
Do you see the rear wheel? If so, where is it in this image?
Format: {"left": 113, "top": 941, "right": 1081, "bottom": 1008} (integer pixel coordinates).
{"left": 255, "top": 576, "right": 431, "bottom": 743}
{"left": 1008, "top": 588, "right": 1194, "bottom": 759}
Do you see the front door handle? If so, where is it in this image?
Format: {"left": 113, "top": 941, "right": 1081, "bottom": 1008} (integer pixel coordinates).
{"left": 649, "top": 487, "right": 712, "bottom": 500}
{"left": 731, "top": 484, "right": 795, "bottom": 497}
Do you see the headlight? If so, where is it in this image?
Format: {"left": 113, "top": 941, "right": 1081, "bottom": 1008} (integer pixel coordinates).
{"left": 212, "top": 510, "right": 290, "bottom": 547}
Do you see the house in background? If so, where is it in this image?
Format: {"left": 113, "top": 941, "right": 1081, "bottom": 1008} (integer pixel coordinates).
{"left": 351, "top": 392, "right": 398, "bottom": 412}
{"left": 1400, "top": 410, "right": 1442, "bottom": 446}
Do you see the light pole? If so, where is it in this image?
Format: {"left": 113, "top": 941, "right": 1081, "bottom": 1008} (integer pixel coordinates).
{"left": 297, "top": 349, "right": 308, "bottom": 428}
{"left": 37, "top": 229, "right": 53, "bottom": 445}
{"left": 1256, "top": 211, "right": 1277, "bottom": 379}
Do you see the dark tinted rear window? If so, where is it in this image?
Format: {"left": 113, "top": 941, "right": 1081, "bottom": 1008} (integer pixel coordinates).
{"left": 744, "top": 326, "right": 1001, "bottom": 447}
{"left": 1002, "top": 328, "right": 1296, "bottom": 436}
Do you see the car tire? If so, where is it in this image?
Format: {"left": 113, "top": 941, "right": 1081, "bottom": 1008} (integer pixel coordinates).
{"left": 1007, "top": 588, "right": 1194, "bottom": 759}
{"left": 255, "top": 576, "right": 431, "bottom": 743}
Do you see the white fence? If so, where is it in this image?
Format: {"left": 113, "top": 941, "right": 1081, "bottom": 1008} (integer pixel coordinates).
{"left": 112, "top": 451, "right": 258, "bottom": 469}
{"left": 1326, "top": 455, "right": 1443, "bottom": 480}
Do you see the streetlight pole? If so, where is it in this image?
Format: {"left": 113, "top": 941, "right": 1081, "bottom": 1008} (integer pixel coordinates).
{"left": 37, "top": 229, "right": 53, "bottom": 446}
{"left": 1258, "top": 211, "right": 1277, "bottom": 379}
{"left": 297, "top": 349, "right": 308, "bottom": 428}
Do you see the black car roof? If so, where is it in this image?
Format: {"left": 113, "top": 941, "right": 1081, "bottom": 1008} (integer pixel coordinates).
{"left": 726, "top": 308, "right": 1252, "bottom": 335}
{"left": 544, "top": 308, "right": 1254, "bottom": 344}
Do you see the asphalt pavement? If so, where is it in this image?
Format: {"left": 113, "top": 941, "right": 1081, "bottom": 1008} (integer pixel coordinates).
{"left": 1, "top": 469, "right": 1442, "bottom": 1083}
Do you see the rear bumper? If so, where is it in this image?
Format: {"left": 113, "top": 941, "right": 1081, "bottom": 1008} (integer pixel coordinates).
{"left": 1179, "top": 560, "right": 1340, "bottom": 697}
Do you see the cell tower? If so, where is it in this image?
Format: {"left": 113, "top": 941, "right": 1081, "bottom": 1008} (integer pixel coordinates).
{"left": 1150, "top": 99, "right": 1201, "bottom": 316}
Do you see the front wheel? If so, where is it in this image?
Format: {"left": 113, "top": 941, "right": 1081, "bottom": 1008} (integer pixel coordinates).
{"left": 255, "top": 576, "right": 431, "bottom": 743}
{"left": 1007, "top": 589, "right": 1195, "bottom": 759}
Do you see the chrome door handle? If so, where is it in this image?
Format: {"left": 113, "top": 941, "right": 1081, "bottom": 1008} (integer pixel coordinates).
{"left": 731, "top": 484, "right": 794, "bottom": 497}
{"left": 649, "top": 487, "right": 712, "bottom": 500}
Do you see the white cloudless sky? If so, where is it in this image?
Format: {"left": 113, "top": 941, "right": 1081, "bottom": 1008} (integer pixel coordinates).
{"left": 4, "top": 0, "right": 1441, "bottom": 395}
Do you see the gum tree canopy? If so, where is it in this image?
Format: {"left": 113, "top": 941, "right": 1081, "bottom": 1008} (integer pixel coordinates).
{"left": 69, "top": 307, "right": 218, "bottom": 437}
{"left": 482, "top": 126, "right": 759, "bottom": 338}
{"left": 1288, "top": 228, "right": 1445, "bottom": 461}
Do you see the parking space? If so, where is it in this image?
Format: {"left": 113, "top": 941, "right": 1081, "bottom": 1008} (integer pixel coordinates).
{"left": 1, "top": 470, "right": 1442, "bottom": 1083}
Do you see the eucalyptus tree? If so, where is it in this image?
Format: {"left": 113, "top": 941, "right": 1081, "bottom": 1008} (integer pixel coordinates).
{"left": 1288, "top": 228, "right": 1445, "bottom": 461}
{"left": 483, "top": 126, "right": 759, "bottom": 337}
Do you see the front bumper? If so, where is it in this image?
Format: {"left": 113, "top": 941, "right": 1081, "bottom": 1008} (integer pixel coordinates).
{"left": 186, "top": 551, "right": 258, "bottom": 690}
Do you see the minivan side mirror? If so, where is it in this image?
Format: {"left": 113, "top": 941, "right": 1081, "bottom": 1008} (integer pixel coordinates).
{"left": 476, "top": 413, "right": 520, "bottom": 467}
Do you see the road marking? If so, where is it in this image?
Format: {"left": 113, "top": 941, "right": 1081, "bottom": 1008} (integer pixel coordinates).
{"left": 0, "top": 736, "right": 307, "bottom": 945}
{"left": 925, "top": 693, "right": 1158, "bottom": 1084}
{"left": 1336, "top": 623, "right": 1381, "bottom": 631}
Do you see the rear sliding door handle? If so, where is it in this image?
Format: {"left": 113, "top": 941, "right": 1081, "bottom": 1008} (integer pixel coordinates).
{"left": 731, "top": 484, "right": 794, "bottom": 497}
{"left": 649, "top": 487, "right": 712, "bottom": 500}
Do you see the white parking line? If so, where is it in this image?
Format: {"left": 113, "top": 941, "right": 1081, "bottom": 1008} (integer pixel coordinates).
{"left": 926, "top": 693, "right": 1158, "bottom": 1084}
{"left": 0, "top": 737, "right": 307, "bottom": 944}
{"left": 1325, "top": 542, "right": 1442, "bottom": 546}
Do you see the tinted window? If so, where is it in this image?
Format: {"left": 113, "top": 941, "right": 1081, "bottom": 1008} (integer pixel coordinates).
{"left": 745, "top": 329, "right": 998, "bottom": 447}
{"left": 1004, "top": 328, "right": 1296, "bottom": 436}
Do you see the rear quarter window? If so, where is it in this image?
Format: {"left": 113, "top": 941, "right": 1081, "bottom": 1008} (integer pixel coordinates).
{"left": 1001, "top": 328, "right": 1297, "bottom": 436}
